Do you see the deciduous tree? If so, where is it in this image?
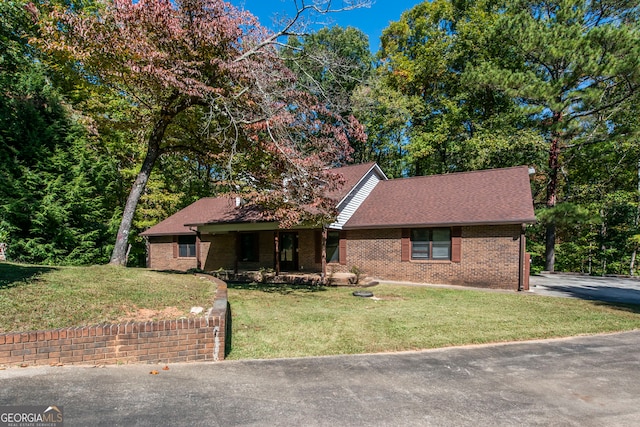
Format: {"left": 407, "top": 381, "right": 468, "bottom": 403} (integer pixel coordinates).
{"left": 41, "top": 0, "right": 366, "bottom": 266}
{"left": 378, "top": 0, "right": 546, "bottom": 176}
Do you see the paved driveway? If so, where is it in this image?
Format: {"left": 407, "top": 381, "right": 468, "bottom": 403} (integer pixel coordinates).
{"left": 1, "top": 331, "right": 640, "bottom": 426}
{"left": 529, "top": 273, "right": 640, "bottom": 305}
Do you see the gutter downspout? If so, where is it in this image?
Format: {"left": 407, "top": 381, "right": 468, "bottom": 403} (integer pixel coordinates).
{"left": 518, "top": 223, "right": 526, "bottom": 291}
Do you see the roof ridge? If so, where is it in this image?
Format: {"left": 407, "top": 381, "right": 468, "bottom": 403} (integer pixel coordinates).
{"left": 330, "top": 161, "right": 376, "bottom": 170}
{"left": 381, "top": 165, "right": 530, "bottom": 183}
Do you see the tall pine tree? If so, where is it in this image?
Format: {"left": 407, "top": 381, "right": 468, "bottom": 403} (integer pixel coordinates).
{"left": 467, "top": 0, "right": 640, "bottom": 271}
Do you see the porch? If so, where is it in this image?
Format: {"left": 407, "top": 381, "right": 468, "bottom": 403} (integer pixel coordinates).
{"left": 196, "top": 227, "right": 343, "bottom": 280}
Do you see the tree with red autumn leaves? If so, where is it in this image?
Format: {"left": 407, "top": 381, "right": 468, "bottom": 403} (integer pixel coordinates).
{"left": 40, "top": 0, "right": 367, "bottom": 266}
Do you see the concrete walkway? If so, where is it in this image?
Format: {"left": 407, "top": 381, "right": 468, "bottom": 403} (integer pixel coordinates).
{"left": 1, "top": 331, "right": 640, "bottom": 426}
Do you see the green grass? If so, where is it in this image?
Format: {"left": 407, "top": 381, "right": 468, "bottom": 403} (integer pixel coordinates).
{"left": 0, "top": 262, "right": 216, "bottom": 333}
{"left": 3, "top": 263, "right": 640, "bottom": 360}
{"left": 226, "top": 282, "right": 640, "bottom": 360}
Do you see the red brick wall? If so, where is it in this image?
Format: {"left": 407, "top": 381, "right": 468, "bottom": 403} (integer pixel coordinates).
{"left": 0, "top": 278, "right": 229, "bottom": 367}
{"left": 147, "top": 236, "right": 199, "bottom": 271}
{"left": 331, "top": 225, "right": 523, "bottom": 290}
{"left": 148, "top": 227, "right": 522, "bottom": 289}
{"left": 298, "top": 229, "right": 321, "bottom": 272}
{"left": 203, "top": 234, "right": 236, "bottom": 271}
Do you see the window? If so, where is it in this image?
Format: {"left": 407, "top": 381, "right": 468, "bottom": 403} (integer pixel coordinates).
{"left": 178, "top": 235, "right": 196, "bottom": 258}
{"left": 411, "top": 228, "right": 451, "bottom": 260}
{"left": 239, "top": 233, "right": 259, "bottom": 262}
{"left": 326, "top": 231, "right": 340, "bottom": 263}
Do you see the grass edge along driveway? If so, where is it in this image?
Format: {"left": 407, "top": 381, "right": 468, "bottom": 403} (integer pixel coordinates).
{"left": 1, "top": 263, "right": 639, "bottom": 361}
{"left": 226, "top": 282, "right": 640, "bottom": 360}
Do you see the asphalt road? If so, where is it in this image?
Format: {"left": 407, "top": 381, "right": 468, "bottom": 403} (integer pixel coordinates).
{"left": 530, "top": 273, "right": 640, "bottom": 304}
{"left": 1, "top": 331, "right": 640, "bottom": 426}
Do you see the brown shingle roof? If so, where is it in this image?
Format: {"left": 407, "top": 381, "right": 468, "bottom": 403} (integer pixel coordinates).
{"left": 343, "top": 166, "right": 535, "bottom": 229}
{"left": 140, "top": 197, "right": 263, "bottom": 236}
{"left": 141, "top": 164, "right": 534, "bottom": 237}
{"left": 140, "top": 162, "right": 377, "bottom": 237}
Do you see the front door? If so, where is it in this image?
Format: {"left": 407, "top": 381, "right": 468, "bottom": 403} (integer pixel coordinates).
{"left": 278, "top": 232, "right": 298, "bottom": 271}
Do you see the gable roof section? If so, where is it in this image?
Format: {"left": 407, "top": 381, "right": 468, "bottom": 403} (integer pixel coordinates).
{"left": 140, "top": 162, "right": 378, "bottom": 237}
{"left": 140, "top": 197, "right": 263, "bottom": 236}
{"left": 343, "top": 166, "right": 535, "bottom": 229}
{"left": 329, "top": 162, "right": 387, "bottom": 230}
{"left": 326, "top": 162, "right": 384, "bottom": 205}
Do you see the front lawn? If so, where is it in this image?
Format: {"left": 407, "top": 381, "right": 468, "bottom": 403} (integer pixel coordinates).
{"left": 0, "top": 262, "right": 216, "bottom": 333}
{"left": 2, "top": 263, "right": 639, "bottom": 360}
{"left": 226, "top": 282, "right": 640, "bottom": 360}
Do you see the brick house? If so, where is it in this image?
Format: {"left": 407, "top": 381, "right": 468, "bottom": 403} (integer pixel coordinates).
{"left": 141, "top": 162, "right": 536, "bottom": 290}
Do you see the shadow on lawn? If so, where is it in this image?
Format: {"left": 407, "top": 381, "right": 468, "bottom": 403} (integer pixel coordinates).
{"left": 226, "top": 281, "right": 327, "bottom": 295}
{"left": 535, "top": 281, "right": 640, "bottom": 314}
{"left": 0, "top": 263, "right": 57, "bottom": 290}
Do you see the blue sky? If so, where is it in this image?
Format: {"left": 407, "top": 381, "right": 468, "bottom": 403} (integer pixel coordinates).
{"left": 229, "top": 0, "right": 424, "bottom": 52}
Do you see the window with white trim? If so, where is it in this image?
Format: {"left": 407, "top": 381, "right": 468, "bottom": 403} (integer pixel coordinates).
{"left": 411, "top": 228, "right": 451, "bottom": 260}
{"left": 178, "top": 235, "right": 196, "bottom": 258}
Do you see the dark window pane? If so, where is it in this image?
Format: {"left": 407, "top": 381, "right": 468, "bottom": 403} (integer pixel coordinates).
{"left": 432, "top": 228, "right": 450, "bottom": 242}
{"left": 326, "top": 231, "right": 340, "bottom": 263}
{"left": 432, "top": 228, "right": 451, "bottom": 259}
{"left": 240, "top": 233, "right": 259, "bottom": 262}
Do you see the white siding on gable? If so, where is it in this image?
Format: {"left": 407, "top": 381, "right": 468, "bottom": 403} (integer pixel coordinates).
{"left": 330, "top": 167, "right": 385, "bottom": 230}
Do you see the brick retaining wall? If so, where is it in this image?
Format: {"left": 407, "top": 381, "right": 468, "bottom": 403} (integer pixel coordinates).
{"left": 0, "top": 276, "right": 230, "bottom": 367}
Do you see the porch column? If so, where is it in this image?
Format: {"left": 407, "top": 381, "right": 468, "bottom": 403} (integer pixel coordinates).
{"left": 195, "top": 232, "right": 202, "bottom": 270}
{"left": 321, "top": 227, "right": 327, "bottom": 282}
{"left": 234, "top": 232, "right": 239, "bottom": 275}
{"left": 274, "top": 232, "right": 280, "bottom": 276}
{"left": 144, "top": 237, "right": 150, "bottom": 268}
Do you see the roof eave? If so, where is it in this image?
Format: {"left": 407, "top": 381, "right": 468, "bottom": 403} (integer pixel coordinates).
{"left": 184, "top": 219, "right": 275, "bottom": 227}
{"left": 140, "top": 230, "right": 196, "bottom": 237}
{"left": 342, "top": 218, "right": 537, "bottom": 230}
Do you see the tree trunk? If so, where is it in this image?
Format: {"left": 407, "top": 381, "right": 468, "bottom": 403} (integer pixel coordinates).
{"left": 109, "top": 138, "right": 163, "bottom": 266}
{"left": 545, "top": 222, "right": 556, "bottom": 272}
{"left": 109, "top": 95, "right": 194, "bottom": 266}
{"left": 544, "top": 113, "right": 562, "bottom": 272}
